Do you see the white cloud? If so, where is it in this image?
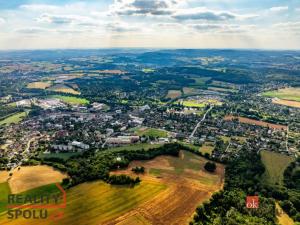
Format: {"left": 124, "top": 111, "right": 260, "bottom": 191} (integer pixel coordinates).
{"left": 269, "top": 6, "right": 288, "bottom": 12}
{"left": 20, "top": 4, "right": 60, "bottom": 12}
{"left": 0, "top": 17, "right": 5, "bottom": 24}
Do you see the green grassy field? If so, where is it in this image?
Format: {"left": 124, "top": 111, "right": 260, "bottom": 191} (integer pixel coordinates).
{"left": 0, "top": 181, "right": 166, "bottom": 225}
{"left": 263, "top": 87, "right": 300, "bottom": 102}
{"left": 181, "top": 100, "right": 206, "bottom": 108}
{"left": 135, "top": 128, "right": 168, "bottom": 138}
{"left": 0, "top": 182, "right": 11, "bottom": 213}
{"left": 199, "top": 142, "right": 214, "bottom": 155}
{"left": 50, "top": 95, "right": 89, "bottom": 105}
{"left": 261, "top": 150, "right": 295, "bottom": 185}
{"left": 0, "top": 112, "right": 27, "bottom": 126}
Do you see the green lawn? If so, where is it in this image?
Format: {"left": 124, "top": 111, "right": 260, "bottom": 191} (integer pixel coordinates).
{"left": 0, "top": 112, "right": 27, "bottom": 126}
{"left": 135, "top": 128, "right": 168, "bottom": 138}
{"left": 50, "top": 95, "right": 89, "bottom": 105}
{"left": 261, "top": 150, "right": 295, "bottom": 185}
{"left": 199, "top": 142, "right": 215, "bottom": 155}
{"left": 0, "top": 182, "right": 11, "bottom": 213}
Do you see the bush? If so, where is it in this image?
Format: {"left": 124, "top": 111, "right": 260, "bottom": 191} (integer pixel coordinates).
{"left": 204, "top": 162, "right": 216, "bottom": 172}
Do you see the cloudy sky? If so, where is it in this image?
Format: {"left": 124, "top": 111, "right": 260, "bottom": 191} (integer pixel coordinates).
{"left": 0, "top": 0, "right": 300, "bottom": 49}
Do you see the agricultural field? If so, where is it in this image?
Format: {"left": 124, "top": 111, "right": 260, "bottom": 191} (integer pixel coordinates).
{"left": 183, "top": 87, "right": 201, "bottom": 95}
{"left": 110, "top": 151, "right": 225, "bottom": 225}
{"left": 166, "top": 90, "right": 182, "bottom": 99}
{"left": 50, "top": 95, "right": 89, "bottom": 105}
{"left": 224, "top": 115, "right": 288, "bottom": 130}
{"left": 0, "top": 151, "right": 224, "bottom": 225}
{"left": 0, "top": 182, "right": 11, "bottom": 213}
{"left": 0, "top": 165, "right": 67, "bottom": 193}
{"left": 0, "top": 112, "right": 27, "bottom": 126}
{"left": 263, "top": 87, "right": 300, "bottom": 102}
{"left": 261, "top": 150, "right": 295, "bottom": 185}
{"left": 190, "top": 77, "right": 211, "bottom": 86}
{"left": 0, "top": 181, "right": 167, "bottom": 225}
{"left": 142, "top": 68, "right": 155, "bottom": 73}
{"left": 272, "top": 98, "right": 300, "bottom": 108}
{"left": 276, "top": 202, "right": 295, "bottom": 225}
{"left": 199, "top": 142, "right": 215, "bottom": 155}
{"left": 208, "top": 86, "right": 238, "bottom": 93}
{"left": 27, "top": 81, "right": 52, "bottom": 89}
{"left": 134, "top": 127, "right": 168, "bottom": 138}
{"left": 48, "top": 84, "right": 80, "bottom": 95}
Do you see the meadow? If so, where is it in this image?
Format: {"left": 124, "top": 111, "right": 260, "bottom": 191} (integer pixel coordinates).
{"left": 0, "top": 112, "right": 27, "bottom": 126}
{"left": 166, "top": 90, "right": 182, "bottom": 99}
{"left": 261, "top": 150, "right": 295, "bottom": 185}
{"left": 263, "top": 87, "right": 300, "bottom": 102}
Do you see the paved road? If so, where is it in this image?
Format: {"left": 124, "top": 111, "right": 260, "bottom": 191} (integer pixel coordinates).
{"left": 189, "top": 106, "right": 213, "bottom": 139}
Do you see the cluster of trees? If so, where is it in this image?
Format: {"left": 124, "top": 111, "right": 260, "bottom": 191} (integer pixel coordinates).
{"left": 284, "top": 158, "right": 300, "bottom": 189}
{"left": 132, "top": 166, "right": 145, "bottom": 174}
{"left": 190, "top": 150, "right": 277, "bottom": 225}
{"left": 107, "top": 175, "right": 140, "bottom": 186}
{"left": 204, "top": 162, "right": 216, "bottom": 173}
{"left": 40, "top": 143, "right": 184, "bottom": 186}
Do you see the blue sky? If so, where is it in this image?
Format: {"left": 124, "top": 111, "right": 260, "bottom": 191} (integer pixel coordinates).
{"left": 0, "top": 0, "right": 299, "bottom": 49}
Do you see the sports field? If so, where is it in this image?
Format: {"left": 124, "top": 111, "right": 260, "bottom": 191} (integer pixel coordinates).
{"left": 261, "top": 150, "right": 295, "bottom": 185}
{"left": 135, "top": 127, "right": 168, "bottom": 138}
{"left": 50, "top": 95, "right": 89, "bottom": 105}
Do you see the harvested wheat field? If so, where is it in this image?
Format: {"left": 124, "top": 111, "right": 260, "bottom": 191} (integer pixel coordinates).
{"left": 107, "top": 151, "right": 225, "bottom": 225}
{"left": 225, "top": 115, "right": 287, "bottom": 130}
{"left": 272, "top": 98, "right": 300, "bottom": 108}
{"left": 7, "top": 165, "right": 67, "bottom": 193}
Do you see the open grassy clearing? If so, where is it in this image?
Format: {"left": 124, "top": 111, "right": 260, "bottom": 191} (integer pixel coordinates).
{"left": 27, "top": 81, "right": 52, "bottom": 89}
{"left": 261, "top": 150, "right": 295, "bottom": 185}
{"left": 134, "top": 127, "right": 168, "bottom": 138}
{"left": 50, "top": 95, "right": 89, "bottom": 105}
{"left": 0, "top": 180, "right": 166, "bottom": 225}
{"left": 0, "top": 165, "right": 67, "bottom": 194}
{"left": 225, "top": 115, "right": 288, "bottom": 130}
{"left": 180, "top": 100, "right": 206, "bottom": 108}
{"left": 263, "top": 87, "right": 300, "bottom": 102}
{"left": 166, "top": 90, "right": 182, "bottom": 99}
{"left": 142, "top": 68, "right": 155, "bottom": 73}
{"left": 199, "top": 142, "right": 214, "bottom": 155}
{"left": 0, "top": 112, "right": 27, "bottom": 126}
